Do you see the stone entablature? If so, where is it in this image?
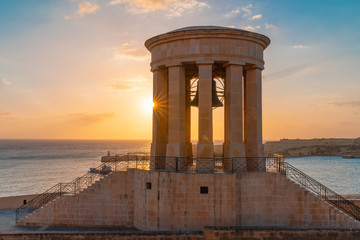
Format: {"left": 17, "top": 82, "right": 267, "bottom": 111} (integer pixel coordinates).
{"left": 145, "top": 26, "right": 270, "bottom": 70}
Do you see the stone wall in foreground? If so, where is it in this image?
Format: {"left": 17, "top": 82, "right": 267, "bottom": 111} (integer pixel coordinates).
{"left": 20, "top": 169, "right": 360, "bottom": 230}
{"left": 3, "top": 228, "right": 360, "bottom": 240}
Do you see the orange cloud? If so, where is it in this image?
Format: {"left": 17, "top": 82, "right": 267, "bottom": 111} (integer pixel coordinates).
{"left": 2, "top": 78, "right": 11, "bottom": 85}
{"left": 113, "top": 42, "right": 149, "bottom": 61}
{"left": 328, "top": 100, "right": 360, "bottom": 107}
{"left": 0, "top": 110, "right": 11, "bottom": 116}
{"left": 110, "top": 75, "right": 148, "bottom": 92}
{"left": 77, "top": 1, "right": 99, "bottom": 15}
{"left": 109, "top": 0, "right": 209, "bottom": 17}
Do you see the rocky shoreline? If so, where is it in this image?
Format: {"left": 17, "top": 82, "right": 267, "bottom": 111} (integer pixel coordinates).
{"left": 265, "top": 137, "right": 360, "bottom": 158}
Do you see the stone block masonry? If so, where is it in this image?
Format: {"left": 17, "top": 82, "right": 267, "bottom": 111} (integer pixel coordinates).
{"left": 20, "top": 169, "right": 360, "bottom": 230}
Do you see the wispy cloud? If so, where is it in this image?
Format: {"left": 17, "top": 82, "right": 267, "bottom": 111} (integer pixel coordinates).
{"left": 249, "top": 14, "right": 262, "bottom": 20}
{"left": 241, "top": 3, "right": 252, "bottom": 16}
{"left": 264, "top": 64, "right": 315, "bottom": 82}
{"left": 328, "top": 100, "right": 360, "bottom": 107}
{"left": 110, "top": 75, "right": 148, "bottom": 92}
{"left": 293, "top": 45, "right": 310, "bottom": 49}
{"left": 109, "top": 0, "right": 209, "bottom": 17}
{"left": 241, "top": 25, "right": 260, "bottom": 31}
{"left": 77, "top": 1, "right": 99, "bottom": 15}
{"left": 0, "top": 110, "right": 11, "bottom": 116}
{"left": 113, "top": 42, "right": 149, "bottom": 61}
{"left": 265, "top": 23, "right": 277, "bottom": 30}
{"left": 1, "top": 78, "right": 11, "bottom": 85}
{"left": 225, "top": 7, "right": 241, "bottom": 17}
{"left": 68, "top": 112, "right": 115, "bottom": 123}
{"left": 225, "top": 4, "right": 252, "bottom": 17}
{"left": 65, "top": 1, "right": 99, "bottom": 19}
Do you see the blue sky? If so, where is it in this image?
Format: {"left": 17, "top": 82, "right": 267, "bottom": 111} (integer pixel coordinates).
{"left": 0, "top": 0, "right": 360, "bottom": 140}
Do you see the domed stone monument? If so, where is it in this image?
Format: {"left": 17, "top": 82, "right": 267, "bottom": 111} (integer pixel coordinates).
{"left": 146, "top": 26, "right": 270, "bottom": 170}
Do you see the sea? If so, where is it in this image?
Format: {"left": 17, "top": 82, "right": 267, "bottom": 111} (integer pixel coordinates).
{"left": 0, "top": 139, "right": 360, "bottom": 198}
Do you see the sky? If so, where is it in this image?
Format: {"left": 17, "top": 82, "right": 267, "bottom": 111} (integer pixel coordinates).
{"left": 0, "top": 0, "right": 360, "bottom": 141}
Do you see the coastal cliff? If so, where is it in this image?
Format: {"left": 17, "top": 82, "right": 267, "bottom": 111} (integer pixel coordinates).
{"left": 265, "top": 137, "right": 360, "bottom": 157}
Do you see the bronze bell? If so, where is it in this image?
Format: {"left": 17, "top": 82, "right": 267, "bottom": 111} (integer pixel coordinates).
{"left": 190, "top": 80, "right": 223, "bottom": 107}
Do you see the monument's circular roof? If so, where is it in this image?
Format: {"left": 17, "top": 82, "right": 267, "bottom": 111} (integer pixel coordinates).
{"left": 168, "top": 26, "right": 240, "bottom": 33}
{"left": 145, "top": 25, "right": 270, "bottom": 51}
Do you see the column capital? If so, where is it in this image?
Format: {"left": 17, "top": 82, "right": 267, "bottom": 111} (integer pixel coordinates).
{"left": 151, "top": 65, "right": 167, "bottom": 72}
{"left": 223, "top": 60, "right": 246, "bottom": 67}
{"left": 165, "top": 61, "right": 183, "bottom": 67}
{"left": 244, "top": 64, "right": 264, "bottom": 71}
{"left": 196, "top": 60, "right": 214, "bottom": 65}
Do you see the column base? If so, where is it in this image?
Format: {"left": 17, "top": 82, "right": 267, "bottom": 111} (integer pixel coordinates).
{"left": 223, "top": 143, "right": 246, "bottom": 158}
{"left": 245, "top": 143, "right": 265, "bottom": 171}
{"left": 150, "top": 143, "right": 167, "bottom": 170}
{"left": 223, "top": 143, "right": 246, "bottom": 172}
{"left": 196, "top": 143, "right": 214, "bottom": 158}
{"left": 245, "top": 143, "right": 264, "bottom": 157}
{"left": 151, "top": 142, "right": 167, "bottom": 157}
{"left": 166, "top": 143, "right": 188, "bottom": 171}
{"left": 187, "top": 142, "right": 194, "bottom": 166}
{"left": 196, "top": 143, "right": 214, "bottom": 172}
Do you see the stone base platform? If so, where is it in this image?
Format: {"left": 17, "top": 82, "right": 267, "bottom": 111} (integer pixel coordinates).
{"left": 19, "top": 169, "right": 360, "bottom": 230}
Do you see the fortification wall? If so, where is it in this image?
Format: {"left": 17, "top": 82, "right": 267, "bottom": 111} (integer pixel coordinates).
{"left": 20, "top": 169, "right": 360, "bottom": 230}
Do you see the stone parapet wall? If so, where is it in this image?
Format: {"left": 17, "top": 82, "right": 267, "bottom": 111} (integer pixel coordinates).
{"left": 20, "top": 169, "right": 360, "bottom": 230}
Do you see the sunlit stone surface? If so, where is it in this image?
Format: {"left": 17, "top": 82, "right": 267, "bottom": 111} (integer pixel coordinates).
{"left": 145, "top": 26, "right": 270, "bottom": 163}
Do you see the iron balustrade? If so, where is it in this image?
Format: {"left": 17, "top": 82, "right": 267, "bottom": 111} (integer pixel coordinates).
{"left": 15, "top": 155, "right": 360, "bottom": 223}
{"left": 278, "top": 161, "right": 360, "bottom": 221}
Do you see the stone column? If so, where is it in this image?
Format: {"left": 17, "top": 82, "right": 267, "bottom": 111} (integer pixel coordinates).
{"left": 197, "top": 63, "right": 214, "bottom": 172}
{"left": 244, "top": 66, "right": 265, "bottom": 170}
{"left": 223, "top": 63, "right": 246, "bottom": 171}
{"left": 150, "top": 68, "right": 168, "bottom": 169}
{"left": 166, "top": 64, "right": 188, "bottom": 169}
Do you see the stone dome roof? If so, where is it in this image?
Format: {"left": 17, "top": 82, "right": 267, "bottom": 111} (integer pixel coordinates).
{"left": 145, "top": 25, "right": 270, "bottom": 51}
{"left": 168, "top": 26, "right": 241, "bottom": 33}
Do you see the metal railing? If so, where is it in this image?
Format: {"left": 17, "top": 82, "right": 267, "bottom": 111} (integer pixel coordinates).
{"left": 16, "top": 155, "right": 360, "bottom": 223}
{"left": 279, "top": 161, "right": 360, "bottom": 221}
{"left": 15, "top": 155, "right": 152, "bottom": 223}
{"left": 148, "top": 156, "right": 282, "bottom": 173}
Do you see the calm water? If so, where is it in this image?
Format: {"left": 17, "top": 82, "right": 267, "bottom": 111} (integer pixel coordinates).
{"left": 0, "top": 140, "right": 359, "bottom": 198}
{"left": 286, "top": 156, "right": 360, "bottom": 195}
{"left": 0, "top": 139, "right": 151, "bottom": 198}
